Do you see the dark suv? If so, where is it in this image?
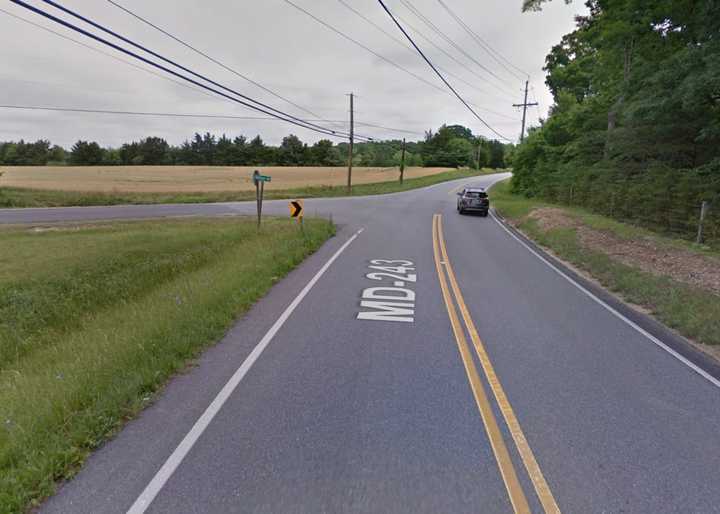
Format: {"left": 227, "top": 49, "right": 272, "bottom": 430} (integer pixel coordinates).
{"left": 457, "top": 187, "right": 489, "bottom": 216}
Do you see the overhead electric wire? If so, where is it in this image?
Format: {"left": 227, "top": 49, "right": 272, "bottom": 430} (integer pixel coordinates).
{"left": 341, "top": 121, "right": 425, "bottom": 137}
{"left": 397, "top": 0, "right": 516, "bottom": 92}
{"left": 0, "top": 7, "right": 218, "bottom": 101}
{"left": 280, "top": 0, "right": 447, "bottom": 96}
{"left": 336, "top": 0, "right": 491, "bottom": 98}
{"left": 334, "top": 0, "right": 518, "bottom": 113}
{"left": 0, "top": 104, "right": 425, "bottom": 138}
{"left": 10, "top": 0, "right": 373, "bottom": 141}
{"left": 392, "top": 9, "right": 516, "bottom": 103}
{"left": 434, "top": 0, "right": 529, "bottom": 82}
{"left": 282, "top": 0, "right": 518, "bottom": 124}
{"left": 0, "top": 104, "right": 308, "bottom": 120}
{"left": 105, "top": 0, "right": 346, "bottom": 131}
{"left": 0, "top": 8, "right": 417, "bottom": 139}
{"left": 35, "top": 0, "right": 354, "bottom": 138}
{"left": 376, "top": 0, "right": 511, "bottom": 142}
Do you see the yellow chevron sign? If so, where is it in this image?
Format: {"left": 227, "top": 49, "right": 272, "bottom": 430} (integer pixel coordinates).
{"left": 289, "top": 200, "right": 304, "bottom": 219}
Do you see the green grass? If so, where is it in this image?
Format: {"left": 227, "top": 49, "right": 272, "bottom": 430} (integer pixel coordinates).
{"left": 0, "top": 168, "right": 501, "bottom": 208}
{"left": 491, "top": 179, "right": 720, "bottom": 347}
{"left": 0, "top": 217, "right": 335, "bottom": 513}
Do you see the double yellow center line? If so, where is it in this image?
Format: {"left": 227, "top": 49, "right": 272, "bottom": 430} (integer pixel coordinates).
{"left": 432, "top": 214, "right": 560, "bottom": 514}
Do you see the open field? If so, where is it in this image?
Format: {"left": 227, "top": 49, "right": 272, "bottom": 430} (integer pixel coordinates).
{"left": 491, "top": 179, "right": 720, "bottom": 357}
{"left": 0, "top": 168, "right": 498, "bottom": 208}
{"left": 0, "top": 165, "right": 453, "bottom": 193}
{"left": 0, "top": 217, "right": 334, "bottom": 513}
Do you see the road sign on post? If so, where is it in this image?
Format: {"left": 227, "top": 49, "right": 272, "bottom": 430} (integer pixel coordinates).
{"left": 252, "top": 171, "right": 272, "bottom": 185}
{"left": 253, "top": 170, "right": 271, "bottom": 229}
{"left": 289, "top": 200, "right": 304, "bottom": 220}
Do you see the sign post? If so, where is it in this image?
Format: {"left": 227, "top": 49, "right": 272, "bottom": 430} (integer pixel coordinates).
{"left": 252, "top": 170, "right": 271, "bottom": 228}
{"left": 290, "top": 199, "right": 304, "bottom": 234}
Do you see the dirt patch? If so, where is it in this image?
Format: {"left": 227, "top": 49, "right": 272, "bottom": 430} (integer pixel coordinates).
{"left": 525, "top": 207, "right": 578, "bottom": 232}
{"left": 526, "top": 207, "right": 720, "bottom": 296}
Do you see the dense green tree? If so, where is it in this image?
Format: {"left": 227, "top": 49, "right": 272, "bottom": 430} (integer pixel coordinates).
{"left": 139, "top": 137, "right": 170, "bottom": 165}
{"left": 247, "top": 135, "right": 272, "bottom": 165}
{"left": 423, "top": 125, "right": 476, "bottom": 167}
{"left": 308, "top": 139, "right": 340, "bottom": 166}
{"left": 70, "top": 140, "right": 104, "bottom": 166}
{"left": 0, "top": 126, "right": 510, "bottom": 170}
{"left": 512, "top": 0, "right": 720, "bottom": 240}
{"left": 48, "top": 145, "right": 67, "bottom": 164}
{"left": 277, "top": 135, "right": 307, "bottom": 166}
{"left": 0, "top": 140, "right": 52, "bottom": 165}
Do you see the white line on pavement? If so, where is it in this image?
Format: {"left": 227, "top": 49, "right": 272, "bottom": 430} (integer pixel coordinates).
{"left": 491, "top": 212, "right": 720, "bottom": 390}
{"left": 126, "top": 228, "right": 365, "bottom": 514}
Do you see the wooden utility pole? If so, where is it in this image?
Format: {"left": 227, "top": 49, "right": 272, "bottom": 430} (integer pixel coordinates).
{"left": 399, "top": 138, "right": 406, "bottom": 184}
{"left": 347, "top": 93, "right": 354, "bottom": 193}
{"left": 513, "top": 80, "right": 538, "bottom": 143}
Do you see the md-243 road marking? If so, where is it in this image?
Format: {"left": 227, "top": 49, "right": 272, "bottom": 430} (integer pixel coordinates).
{"left": 357, "top": 259, "right": 416, "bottom": 323}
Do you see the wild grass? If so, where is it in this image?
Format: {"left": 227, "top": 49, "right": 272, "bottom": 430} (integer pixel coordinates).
{"left": 0, "top": 217, "right": 334, "bottom": 513}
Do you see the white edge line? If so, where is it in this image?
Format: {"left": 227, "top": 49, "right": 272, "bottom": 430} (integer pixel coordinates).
{"left": 126, "top": 227, "right": 365, "bottom": 514}
{"left": 490, "top": 212, "right": 720, "bottom": 390}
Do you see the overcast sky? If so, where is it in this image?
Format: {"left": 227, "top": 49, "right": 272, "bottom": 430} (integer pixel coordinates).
{"left": 0, "top": 0, "right": 586, "bottom": 148}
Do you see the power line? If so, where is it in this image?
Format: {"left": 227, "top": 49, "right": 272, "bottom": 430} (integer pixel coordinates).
{"left": 376, "top": 0, "right": 511, "bottom": 142}
{"left": 0, "top": 7, "right": 351, "bottom": 135}
{"left": 392, "top": 9, "right": 516, "bottom": 103}
{"left": 280, "top": 0, "right": 446, "bottom": 96}
{"left": 0, "top": 104, "right": 426, "bottom": 138}
{"left": 434, "top": 0, "right": 529, "bottom": 82}
{"left": 0, "top": 7, "right": 217, "bottom": 102}
{"left": 334, "top": 0, "right": 518, "bottom": 115}
{"left": 105, "top": 0, "right": 343, "bottom": 130}
{"left": 396, "top": 0, "right": 516, "bottom": 92}
{"left": 336, "top": 0, "right": 494, "bottom": 99}
{"left": 0, "top": 104, "right": 309, "bottom": 120}
{"left": 0, "top": 9, "right": 421, "bottom": 139}
{"left": 281, "top": 0, "right": 519, "bottom": 125}
{"left": 37, "top": 0, "right": 348, "bottom": 138}
{"left": 12, "top": 0, "right": 373, "bottom": 141}
{"left": 352, "top": 122, "right": 424, "bottom": 137}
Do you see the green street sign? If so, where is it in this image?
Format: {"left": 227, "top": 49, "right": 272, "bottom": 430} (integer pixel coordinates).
{"left": 252, "top": 170, "right": 272, "bottom": 185}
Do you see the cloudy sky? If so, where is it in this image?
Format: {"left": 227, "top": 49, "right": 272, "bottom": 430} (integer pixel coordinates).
{"left": 1, "top": 0, "right": 585, "bottom": 148}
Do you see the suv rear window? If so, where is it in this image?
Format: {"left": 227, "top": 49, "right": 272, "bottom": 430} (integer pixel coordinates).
{"left": 465, "top": 192, "right": 487, "bottom": 198}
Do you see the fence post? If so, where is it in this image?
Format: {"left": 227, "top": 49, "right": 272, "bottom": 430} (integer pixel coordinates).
{"left": 696, "top": 201, "right": 710, "bottom": 244}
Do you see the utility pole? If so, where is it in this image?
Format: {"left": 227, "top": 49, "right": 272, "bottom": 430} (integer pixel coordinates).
{"left": 347, "top": 92, "right": 354, "bottom": 193}
{"left": 399, "top": 138, "right": 406, "bottom": 184}
{"left": 513, "top": 80, "right": 538, "bottom": 143}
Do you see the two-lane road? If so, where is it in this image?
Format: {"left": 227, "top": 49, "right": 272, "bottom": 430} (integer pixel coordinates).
{"left": 5, "top": 173, "right": 719, "bottom": 513}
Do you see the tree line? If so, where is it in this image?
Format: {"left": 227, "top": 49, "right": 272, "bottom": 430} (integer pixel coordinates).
{"left": 0, "top": 125, "right": 510, "bottom": 169}
{"left": 514, "top": 0, "right": 719, "bottom": 241}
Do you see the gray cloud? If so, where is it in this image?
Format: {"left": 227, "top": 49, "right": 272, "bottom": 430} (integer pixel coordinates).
{"left": 0, "top": 0, "right": 585, "bottom": 147}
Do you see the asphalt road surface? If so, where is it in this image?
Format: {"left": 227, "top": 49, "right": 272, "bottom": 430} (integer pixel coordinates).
{"left": 3, "top": 173, "right": 720, "bottom": 513}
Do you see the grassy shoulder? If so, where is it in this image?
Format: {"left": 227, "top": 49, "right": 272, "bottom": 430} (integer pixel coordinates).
{"left": 0, "top": 168, "right": 501, "bottom": 208}
{"left": 491, "top": 179, "right": 720, "bottom": 351}
{"left": 0, "top": 217, "right": 334, "bottom": 513}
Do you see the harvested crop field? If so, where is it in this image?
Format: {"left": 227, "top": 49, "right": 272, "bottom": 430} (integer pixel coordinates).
{"left": 0, "top": 166, "right": 452, "bottom": 193}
